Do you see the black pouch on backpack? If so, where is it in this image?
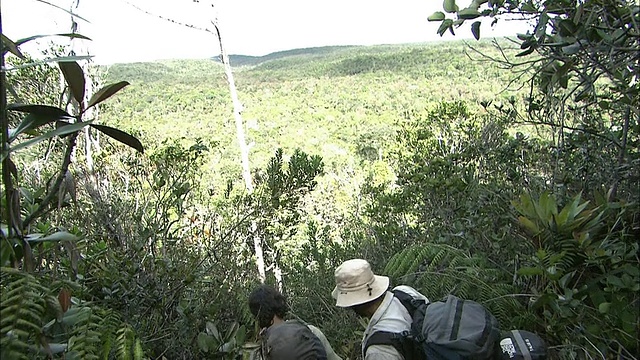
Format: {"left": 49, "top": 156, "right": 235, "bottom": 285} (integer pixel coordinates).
{"left": 498, "top": 330, "right": 547, "bottom": 360}
{"left": 261, "top": 321, "right": 328, "bottom": 360}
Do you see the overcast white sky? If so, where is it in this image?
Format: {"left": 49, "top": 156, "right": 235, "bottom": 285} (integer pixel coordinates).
{"left": 3, "top": 0, "right": 531, "bottom": 65}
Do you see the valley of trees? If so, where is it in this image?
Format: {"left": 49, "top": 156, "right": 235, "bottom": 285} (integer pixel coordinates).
{"left": 1, "top": 0, "right": 638, "bottom": 359}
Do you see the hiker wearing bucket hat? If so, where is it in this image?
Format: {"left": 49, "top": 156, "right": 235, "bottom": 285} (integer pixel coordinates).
{"left": 249, "top": 284, "right": 342, "bottom": 360}
{"left": 332, "top": 259, "right": 428, "bottom": 360}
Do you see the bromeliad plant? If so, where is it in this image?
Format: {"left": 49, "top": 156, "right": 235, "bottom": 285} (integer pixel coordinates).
{"left": 512, "top": 191, "right": 639, "bottom": 358}
{"left": 197, "top": 321, "right": 247, "bottom": 359}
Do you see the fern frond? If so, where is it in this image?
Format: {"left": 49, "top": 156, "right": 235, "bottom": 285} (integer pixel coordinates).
{"left": 116, "top": 324, "right": 136, "bottom": 360}
{"left": 67, "top": 306, "right": 102, "bottom": 359}
{"left": 133, "top": 338, "right": 144, "bottom": 360}
{"left": 384, "top": 245, "right": 528, "bottom": 330}
{"left": 1, "top": 267, "right": 48, "bottom": 359}
{"left": 98, "top": 309, "right": 123, "bottom": 359}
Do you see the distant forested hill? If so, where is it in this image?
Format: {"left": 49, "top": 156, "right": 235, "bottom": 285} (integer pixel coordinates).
{"left": 99, "top": 39, "right": 523, "bottom": 184}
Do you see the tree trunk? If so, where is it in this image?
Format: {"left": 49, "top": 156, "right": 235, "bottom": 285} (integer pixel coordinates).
{"left": 211, "top": 17, "right": 266, "bottom": 283}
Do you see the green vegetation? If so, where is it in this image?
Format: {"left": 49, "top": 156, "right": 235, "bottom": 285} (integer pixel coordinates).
{"left": 2, "top": 0, "right": 638, "bottom": 358}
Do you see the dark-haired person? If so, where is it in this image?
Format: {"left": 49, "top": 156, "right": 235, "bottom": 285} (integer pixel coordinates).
{"left": 331, "top": 259, "right": 428, "bottom": 360}
{"left": 249, "top": 284, "right": 342, "bottom": 360}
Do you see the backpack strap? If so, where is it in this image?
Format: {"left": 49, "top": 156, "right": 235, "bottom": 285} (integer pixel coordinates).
{"left": 391, "top": 289, "right": 428, "bottom": 315}
{"left": 391, "top": 289, "right": 430, "bottom": 343}
{"left": 364, "top": 331, "right": 417, "bottom": 360}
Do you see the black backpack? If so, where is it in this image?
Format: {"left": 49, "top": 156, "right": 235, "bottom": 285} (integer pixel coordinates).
{"left": 364, "top": 289, "right": 501, "bottom": 360}
{"left": 261, "top": 320, "right": 328, "bottom": 360}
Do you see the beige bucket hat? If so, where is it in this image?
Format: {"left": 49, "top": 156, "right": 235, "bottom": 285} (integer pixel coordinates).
{"left": 332, "top": 259, "right": 389, "bottom": 307}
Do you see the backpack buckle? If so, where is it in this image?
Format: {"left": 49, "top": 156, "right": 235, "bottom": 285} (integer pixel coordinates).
{"left": 414, "top": 333, "right": 425, "bottom": 342}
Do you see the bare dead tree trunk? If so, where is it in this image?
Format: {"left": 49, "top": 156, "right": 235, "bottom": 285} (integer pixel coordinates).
{"left": 211, "top": 16, "right": 267, "bottom": 284}
{"left": 123, "top": 0, "right": 272, "bottom": 284}
{"left": 212, "top": 23, "right": 252, "bottom": 193}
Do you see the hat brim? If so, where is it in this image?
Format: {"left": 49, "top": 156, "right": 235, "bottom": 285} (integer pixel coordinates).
{"left": 332, "top": 275, "right": 389, "bottom": 307}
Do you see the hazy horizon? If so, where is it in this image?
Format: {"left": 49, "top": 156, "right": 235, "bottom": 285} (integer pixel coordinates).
{"left": 4, "top": 0, "right": 533, "bottom": 65}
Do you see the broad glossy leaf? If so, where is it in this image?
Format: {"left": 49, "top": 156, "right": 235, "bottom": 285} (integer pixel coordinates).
{"left": 8, "top": 104, "right": 72, "bottom": 118}
{"left": 598, "top": 302, "right": 611, "bottom": 314}
{"left": 516, "top": 47, "right": 536, "bottom": 57}
{"left": 206, "top": 321, "right": 221, "bottom": 340}
{"left": 235, "top": 325, "right": 246, "bottom": 347}
{"left": 437, "top": 19, "right": 454, "bottom": 36}
{"left": 61, "top": 307, "right": 91, "bottom": 326}
{"left": 90, "top": 124, "right": 144, "bottom": 153}
{"left": 471, "top": 21, "right": 481, "bottom": 40}
{"left": 10, "top": 112, "right": 69, "bottom": 142}
{"left": 197, "top": 333, "right": 210, "bottom": 352}
{"left": 14, "top": 33, "right": 91, "bottom": 47}
{"left": 1, "top": 34, "right": 24, "bottom": 58}
{"left": 534, "top": 12, "right": 549, "bottom": 40}
{"left": 59, "top": 61, "right": 85, "bottom": 105}
{"left": 26, "top": 231, "right": 79, "bottom": 243}
{"left": 9, "top": 121, "right": 92, "bottom": 154}
{"left": 87, "top": 81, "right": 130, "bottom": 109}
{"left": 427, "top": 11, "right": 446, "bottom": 21}
{"left": 458, "top": 8, "right": 481, "bottom": 19}
{"left": 225, "top": 322, "right": 239, "bottom": 341}
{"left": 517, "top": 33, "right": 532, "bottom": 41}
{"left": 517, "top": 216, "right": 539, "bottom": 234}
{"left": 443, "top": 0, "right": 459, "bottom": 13}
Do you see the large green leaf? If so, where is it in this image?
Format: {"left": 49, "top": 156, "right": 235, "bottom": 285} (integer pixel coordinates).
{"left": 206, "top": 321, "right": 221, "bottom": 340}
{"left": 1, "top": 34, "right": 24, "bottom": 58}
{"left": 90, "top": 124, "right": 144, "bottom": 153}
{"left": 59, "top": 61, "right": 86, "bottom": 105}
{"left": 516, "top": 47, "right": 536, "bottom": 57}
{"left": 7, "top": 105, "right": 75, "bottom": 146}
{"left": 8, "top": 104, "right": 73, "bottom": 118}
{"left": 471, "top": 21, "right": 482, "bottom": 40}
{"left": 428, "top": 11, "right": 446, "bottom": 21}
{"left": 87, "top": 81, "right": 130, "bottom": 109}
{"left": 458, "top": 8, "right": 481, "bottom": 19}
{"left": 9, "top": 121, "right": 92, "bottom": 154}
{"left": 61, "top": 307, "right": 91, "bottom": 326}
{"left": 26, "top": 231, "right": 80, "bottom": 243}
{"left": 556, "top": 193, "right": 587, "bottom": 225}
{"left": 437, "top": 19, "right": 454, "bottom": 36}
{"left": 9, "top": 112, "right": 65, "bottom": 142}
{"left": 443, "top": 0, "right": 459, "bottom": 13}
{"left": 197, "top": 333, "right": 211, "bottom": 352}
{"left": 13, "top": 33, "right": 91, "bottom": 48}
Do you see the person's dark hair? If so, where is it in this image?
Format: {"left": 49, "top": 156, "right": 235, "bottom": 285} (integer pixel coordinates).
{"left": 248, "top": 285, "right": 289, "bottom": 328}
